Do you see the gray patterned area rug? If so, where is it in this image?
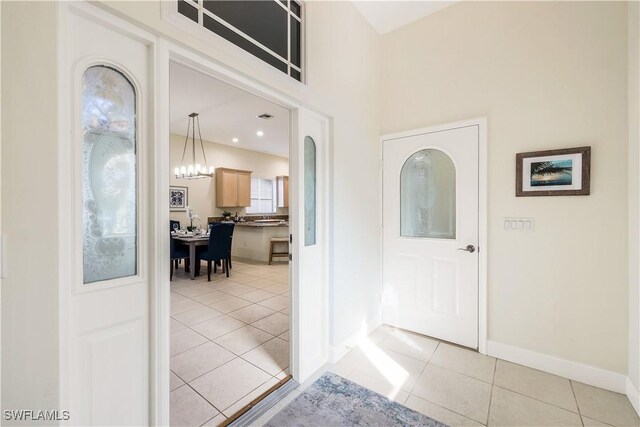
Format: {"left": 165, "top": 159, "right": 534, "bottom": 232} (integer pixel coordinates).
{"left": 264, "top": 372, "right": 448, "bottom": 427}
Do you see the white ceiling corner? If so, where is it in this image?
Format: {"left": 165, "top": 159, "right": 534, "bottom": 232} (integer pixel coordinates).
{"left": 352, "top": 1, "right": 457, "bottom": 35}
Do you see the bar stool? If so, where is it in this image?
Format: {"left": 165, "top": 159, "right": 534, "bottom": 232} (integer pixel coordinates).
{"left": 269, "top": 237, "right": 289, "bottom": 264}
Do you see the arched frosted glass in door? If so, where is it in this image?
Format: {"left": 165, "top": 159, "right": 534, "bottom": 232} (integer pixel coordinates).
{"left": 82, "top": 65, "right": 137, "bottom": 284}
{"left": 400, "top": 149, "right": 456, "bottom": 239}
{"left": 304, "top": 136, "right": 317, "bottom": 246}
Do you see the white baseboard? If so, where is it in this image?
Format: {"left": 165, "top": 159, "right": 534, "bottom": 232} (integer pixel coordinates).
{"left": 627, "top": 377, "right": 640, "bottom": 416}
{"left": 329, "top": 313, "right": 382, "bottom": 363}
{"left": 486, "top": 340, "right": 627, "bottom": 394}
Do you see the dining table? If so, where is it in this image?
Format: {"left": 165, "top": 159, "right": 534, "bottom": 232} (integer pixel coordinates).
{"left": 171, "top": 233, "right": 209, "bottom": 280}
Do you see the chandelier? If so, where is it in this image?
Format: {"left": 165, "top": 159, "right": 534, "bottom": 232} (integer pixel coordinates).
{"left": 174, "top": 112, "right": 213, "bottom": 179}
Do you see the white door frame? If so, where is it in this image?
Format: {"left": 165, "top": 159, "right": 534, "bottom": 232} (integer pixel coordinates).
{"left": 57, "top": 3, "right": 331, "bottom": 425}
{"left": 380, "top": 118, "right": 488, "bottom": 354}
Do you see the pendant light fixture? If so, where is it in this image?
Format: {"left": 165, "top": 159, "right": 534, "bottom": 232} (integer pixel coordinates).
{"left": 174, "top": 112, "right": 214, "bottom": 179}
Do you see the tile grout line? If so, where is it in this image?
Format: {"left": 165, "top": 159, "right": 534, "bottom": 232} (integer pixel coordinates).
{"left": 485, "top": 358, "right": 498, "bottom": 425}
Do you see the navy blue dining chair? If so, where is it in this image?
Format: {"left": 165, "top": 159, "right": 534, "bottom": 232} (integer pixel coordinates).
{"left": 170, "top": 235, "right": 190, "bottom": 281}
{"left": 198, "top": 223, "right": 234, "bottom": 281}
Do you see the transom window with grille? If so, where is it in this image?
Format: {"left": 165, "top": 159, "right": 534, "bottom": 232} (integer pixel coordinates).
{"left": 176, "top": 0, "right": 303, "bottom": 81}
{"left": 246, "top": 178, "right": 276, "bottom": 214}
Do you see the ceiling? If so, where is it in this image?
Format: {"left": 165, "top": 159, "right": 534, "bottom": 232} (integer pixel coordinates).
{"left": 169, "top": 62, "right": 290, "bottom": 158}
{"left": 353, "top": 1, "right": 457, "bottom": 34}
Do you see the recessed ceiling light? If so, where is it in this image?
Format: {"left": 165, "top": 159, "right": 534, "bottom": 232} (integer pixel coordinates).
{"left": 232, "top": 137, "right": 239, "bottom": 143}
{"left": 256, "top": 130, "right": 264, "bottom": 137}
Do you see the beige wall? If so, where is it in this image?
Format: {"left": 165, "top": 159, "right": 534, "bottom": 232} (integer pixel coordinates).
{"left": 381, "top": 1, "right": 629, "bottom": 373}
{"left": 1, "top": 1, "right": 60, "bottom": 411}
{"left": 169, "top": 133, "right": 289, "bottom": 223}
{"left": 629, "top": 0, "right": 640, "bottom": 392}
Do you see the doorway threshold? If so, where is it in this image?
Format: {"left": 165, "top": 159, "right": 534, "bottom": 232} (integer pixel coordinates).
{"left": 222, "top": 376, "right": 298, "bottom": 427}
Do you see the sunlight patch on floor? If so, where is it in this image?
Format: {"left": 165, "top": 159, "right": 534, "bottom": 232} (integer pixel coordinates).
{"left": 359, "top": 337, "right": 408, "bottom": 398}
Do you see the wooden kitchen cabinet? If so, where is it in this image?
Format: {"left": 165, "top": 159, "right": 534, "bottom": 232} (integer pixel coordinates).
{"left": 276, "top": 175, "right": 289, "bottom": 208}
{"left": 215, "top": 168, "right": 252, "bottom": 207}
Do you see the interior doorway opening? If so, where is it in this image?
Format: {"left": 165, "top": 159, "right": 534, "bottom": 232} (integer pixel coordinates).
{"left": 168, "top": 61, "right": 292, "bottom": 426}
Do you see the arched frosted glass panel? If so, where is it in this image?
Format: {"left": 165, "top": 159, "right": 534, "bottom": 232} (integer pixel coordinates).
{"left": 401, "top": 149, "right": 456, "bottom": 239}
{"left": 304, "top": 136, "right": 316, "bottom": 246}
{"left": 82, "top": 66, "right": 137, "bottom": 284}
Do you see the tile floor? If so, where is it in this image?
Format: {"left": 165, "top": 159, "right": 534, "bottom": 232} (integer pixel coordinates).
{"left": 254, "top": 325, "right": 640, "bottom": 427}
{"left": 169, "top": 260, "right": 290, "bottom": 427}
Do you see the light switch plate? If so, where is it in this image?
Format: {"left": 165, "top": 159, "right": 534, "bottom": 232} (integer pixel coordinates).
{"left": 503, "top": 217, "right": 534, "bottom": 231}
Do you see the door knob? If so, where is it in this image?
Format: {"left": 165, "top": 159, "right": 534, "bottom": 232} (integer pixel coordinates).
{"left": 458, "top": 244, "right": 476, "bottom": 253}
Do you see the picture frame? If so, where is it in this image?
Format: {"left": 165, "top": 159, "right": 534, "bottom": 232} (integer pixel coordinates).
{"left": 516, "top": 146, "right": 591, "bottom": 197}
{"left": 170, "top": 186, "right": 188, "bottom": 211}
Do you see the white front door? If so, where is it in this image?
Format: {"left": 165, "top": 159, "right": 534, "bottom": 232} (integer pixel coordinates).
{"left": 60, "top": 4, "right": 154, "bottom": 424}
{"left": 290, "top": 108, "right": 328, "bottom": 382}
{"left": 382, "top": 124, "right": 479, "bottom": 349}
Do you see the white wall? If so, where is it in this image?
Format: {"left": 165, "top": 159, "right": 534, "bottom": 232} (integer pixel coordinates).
{"left": 629, "top": 0, "right": 640, "bottom": 405}
{"left": 169, "top": 133, "right": 289, "bottom": 223}
{"left": 381, "top": 1, "right": 629, "bottom": 374}
{"left": 1, "top": 1, "right": 60, "bottom": 412}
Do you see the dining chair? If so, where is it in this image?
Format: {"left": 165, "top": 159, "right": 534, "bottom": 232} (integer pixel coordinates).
{"left": 170, "top": 220, "right": 181, "bottom": 269}
{"left": 170, "top": 235, "right": 190, "bottom": 281}
{"left": 198, "top": 223, "right": 235, "bottom": 281}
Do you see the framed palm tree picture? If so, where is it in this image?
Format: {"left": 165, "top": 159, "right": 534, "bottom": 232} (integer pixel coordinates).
{"left": 516, "top": 146, "right": 591, "bottom": 196}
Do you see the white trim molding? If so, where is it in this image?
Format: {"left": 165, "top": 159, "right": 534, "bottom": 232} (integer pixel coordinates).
{"left": 329, "top": 313, "right": 382, "bottom": 364}
{"left": 627, "top": 377, "right": 640, "bottom": 416}
{"left": 487, "top": 340, "right": 627, "bottom": 394}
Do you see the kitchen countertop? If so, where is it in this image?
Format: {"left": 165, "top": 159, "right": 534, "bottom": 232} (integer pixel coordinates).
{"left": 235, "top": 221, "right": 289, "bottom": 227}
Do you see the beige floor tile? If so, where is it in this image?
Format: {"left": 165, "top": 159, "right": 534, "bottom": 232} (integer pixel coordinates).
{"left": 405, "top": 395, "right": 484, "bottom": 426}
{"left": 228, "top": 304, "right": 275, "bottom": 324}
{"left": 175, "top": 284, "right": 217, "bottom": 298}
{"left": 367, "top": 325, "right": 395, "bottom": 344}
{"left": 241, "top": 267, "right": 271, "bottom": 276}
{"left": 190, "top": 358, "right": 272, "bottom": 411}
{"left": 489, "top": 386, "right": 582, "bottom": 426}
{"left": 214, "top": 325, "right": 275, "bottom": 355}
{"left": 337, "top": 345, "right": 426, "bottom": 392}
{"left": 191, "top": 315, "right": 246, "bottom": 340}
{"left": 170, "top": 385, "right": 219, "bottom": 427}
{"left": 251, "top": 312, "right": 290, "bottom": 336}
{"left": 170, "top": 318, "right": 186, "bottom": 333}
{"left": 572, "top": 381, "right": 640, "bottom": 427}
{"left": 222, "top": 377, "right": 279, "bottom": 417}
{"left": 242, "top": 337, "right": 289, "bottom": 376}
{"left": 170, "top": 328, "right": 208, "bottom": 356}
{"left": 246, "top": 278, "right": 279, "bottom": 288}
{"left": 279, "top": 306, "right": 290, "bottom": 315}
{"left": 171, "top": 299, "right": 205, "bottom": 316}
{"left": 377, "top": 328, "right": 439, "bottom": 362}
{"left": 171, "top": 292, "right": 188, "bottom": 304}
{"left": 275, "top": 367, "right": 291, "bottom": 380}
{"left": 257, "top": 295, "right": 289, "bottom": 311}
{"left": 582, "top": 416, "right": 613, "bottom": 426}
{"left": 263, "top": 284, "right": 288, "bottom": 294}
{"left": 220, "top": 283, "right": 257, "bottom": 296}
{"left": 170, "top": 370, "right": 185, "bottom": 391}
{"left": 278, "top": 330, "right": 290, "bottom": 341}
{"left": 208, "top": 296, "right": 253, "bottom": 314}
{"left": 430, "top": 343, "right": 496, "bottom": 383}
{"left": 239, "top": 289, "right": 277, "bottom": 303}
{"left": 201, "top": 413, "right": 227, "bottom": 427}
{"left": 172, "top": 306, "right": 223, "bottom": 327}
{"left": 193, "top": 291, "right": 235, "bottom": 305}
{"left": 170, "top": 342, "right": 235, "bottom": 382}
{"left": 412, "top": 364, "right": 491, "bottom": 424}
{"left": 493, "top": 360, "right": 577, "bottom": 412}
{"left": 227, "top": 273, "right": 259, "bottom": 284}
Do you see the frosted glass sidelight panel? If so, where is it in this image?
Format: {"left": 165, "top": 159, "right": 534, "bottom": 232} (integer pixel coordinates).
{"left": 401, "top": 149, "right": 456, "bottom": 239}
{"left": 82, "top": 66, "right": 137, "bottom": 284}
{"left": 304, "top": 136, "right": 316, "bottom": 246}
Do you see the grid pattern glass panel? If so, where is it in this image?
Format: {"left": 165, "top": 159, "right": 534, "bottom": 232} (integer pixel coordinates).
{"left": 178, "top": 0, "right": 303, "bottom": 81}
{"left": 82, "top": 66, "right": 138, "bottom": 284}
{"left": 400, "top": 149, "right": 456, "bottom": 239}
{"left": 247, "top": 178, "right": 275, "bottom": 214}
